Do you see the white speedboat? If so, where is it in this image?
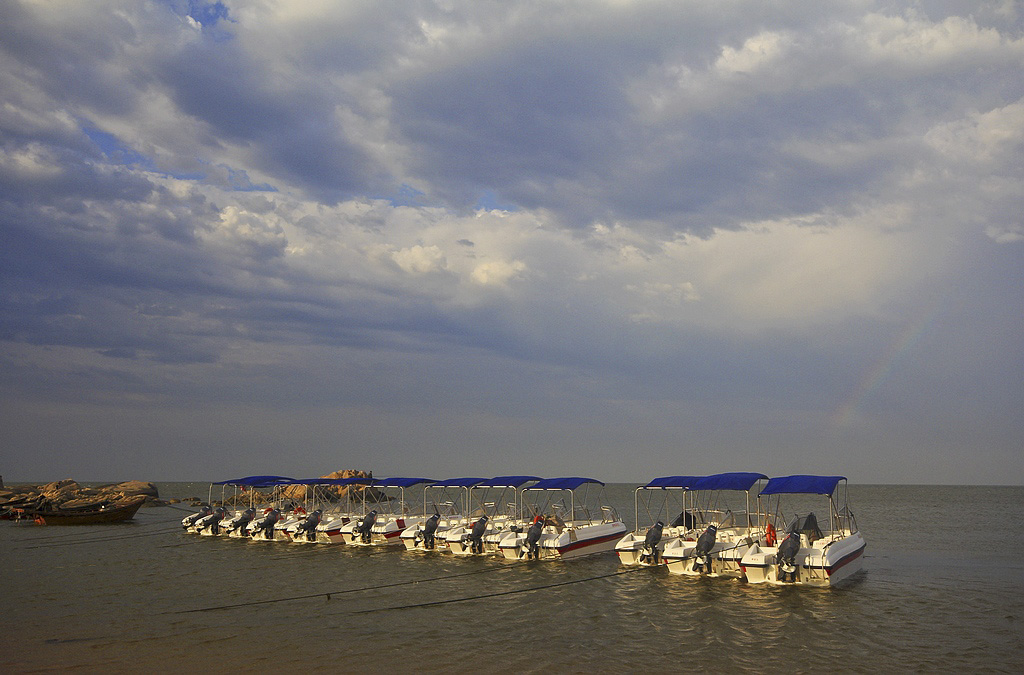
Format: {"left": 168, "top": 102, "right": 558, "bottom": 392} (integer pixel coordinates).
{"left": 615, "top": 475, "right": 702, "bottom": 566}
{"left": 661, "top": 472, "right": 768, "bottom": 577}
{"left": 400, "top": 477, "right": 487, "bottom": 552}
{"left": 203, "top": 475, "right": 294, "bottom": 538}
{"left": 496, "top": 477, "right": 626, "bottom": 561}
{"left": 276, "top": 478, "right": 350, "bottom": 543}
{"left": 286, "top": 508, "right": 323, "bottom": 542}
{"left": 235, "top": 478, "right": 303, "bottom": 541}
{"left": 221, "top": 507, "right": 256, "bottom": 537}
{"left": 739, "top": 475, "right": 865, "bottom": 587}
{"left": 445, "top": 475, "right": 541, "bottom": 556}
{"left": 194, "top": 505, "right": 228, "bottom": 536}
{"left": 181, "top": 504, "right": 212, "bottom": 531}
{"left": 338, "top": 477, "right": 436, "bottom": 546}
{"left": 248, "top": 507, "right": 282, "bottom": 540}
{"left": 312, "top": 476, "right": 376, "bottom": 544}
{"left": 251, "top": 483, "right": 305, "bottom": 541}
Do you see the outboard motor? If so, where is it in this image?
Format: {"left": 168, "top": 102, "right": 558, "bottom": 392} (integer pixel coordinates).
{"left": 225, "top": 508, "right": 255, "bottom": 535}
{"left": 692, "top": 524, "right": 718, "bottom": 574}
{"left": 418, "top": 512, "right": 441, "bottom": 550}
{"left": 467, "top": 515, "right": 489, "bottom": 554}
{"left": 182, "top": 504, "right": 212, "bottom": 529}
{"left": 776, "top": 531, "right": 802, "bottom": 582}
{"left": 520, "top": 516, "right": 545, "bottom": 559}
{"left": 354, "top": 510, "right": 377, "bottom": 543}
{"left": 196, "top": 506, "right": 226, "bottom": 534}
{"left": 641, "top": 521, "right": 664, "bottom": 564}
{"left": 194, "top": 512, "right": 215, "bottom": 531}
{"left": 295, "top": 509, "right": 322, "bottom": 541}
{"left": 251, "top": 508, "right": 280, "bottom": 539}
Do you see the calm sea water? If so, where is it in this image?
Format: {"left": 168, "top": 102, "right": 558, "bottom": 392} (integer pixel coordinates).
{"left": 2, "top": 483, "right": 1021, "bottom": 673}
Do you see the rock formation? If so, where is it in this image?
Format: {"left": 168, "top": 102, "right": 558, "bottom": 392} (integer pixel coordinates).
{"left": 220, "top": 469, "right": 380, "bottom": 507}
{"left": 0, "top": 479, "right": 161, "bottom": 512}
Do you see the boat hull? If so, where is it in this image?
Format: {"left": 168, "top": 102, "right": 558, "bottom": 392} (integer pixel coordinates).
{"left": 498, "top": 522, "right": 627, "bottom": 561}
{"left": 341, "top": 516, "right": 422, "bottom": 546}
{"left": 27, "top": 497, "right": 146, "bottom": 525}
{"left": 316, "top": 517, "right": 352, "bottom": 544}
{"left": 662, "top": 531, "right": 759, "bottom": 578}
{"left": 445, "top": 516, "right": 521, "bottom": 556}
{"left": 400, "top": 520, "right": 462, "bottom": 552}
{"left": 740, "top": 531, "right": 866, "bottom": 587}
{"left": 615, "top": 525, "right": 693, "bottom": 566}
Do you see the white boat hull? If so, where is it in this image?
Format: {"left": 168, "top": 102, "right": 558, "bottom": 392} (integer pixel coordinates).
{"left": 316, "top": 516, "right": 352, "bottom": 544}
{"left": 445, "top": 518, "right": 519, "bottom": 556}
{"left": 662, "top": 530, "right": 760, "bottom": 577}
{"left": 740, "top": 531, "right": 866, "bottom": 587}
{"left": 341, "top": 516, "right": 425, "bottom": 546}
{"left": 400, "top": 520, "right": 463, "bottom": 552}
{"left": 498, "top": 522, "right": 627, "bottom": 561}
{"left": 615, "top": 525, "right": 693, "bottom": 566}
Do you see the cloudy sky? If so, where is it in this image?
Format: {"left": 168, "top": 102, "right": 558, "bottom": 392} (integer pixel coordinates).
{"left": 1, "top": 0, "right": 1021, "bottom": 485}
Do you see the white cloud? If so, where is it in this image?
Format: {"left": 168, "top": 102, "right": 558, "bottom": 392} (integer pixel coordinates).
{"left": 924, "top": 100, "right": 1024, "bottom": 165}
{"left": 392, "top": 244, "right": 448, "bottom": 274}
{"left": 663, "top": 215, "right": 919, "bottom": 329}
{"left": 2, "top": 0, "right": 1022, "bottom": 483}
{"left": 986, "top": 225, "right": 1024, "bottom": 244}
{"left": 715, "top": 30, "right": 790, "bottom": 75}
{"left": 470, "top": 259, "right": 526, "bottom": 285}
{"left": 857, "top": 13, "right": 1011, "bottom": 65}
{"left": 2, "top": 144, "right": 63, "bottom": 178}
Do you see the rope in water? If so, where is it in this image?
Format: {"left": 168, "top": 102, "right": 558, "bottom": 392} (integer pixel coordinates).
{"left": 172, "top": 558, "right": 536, "bottom": 614}
{"left": 353, "top": 564, "right": 649, "bottom": 614}
{"left": 9, "top": 518, "right": 172, "bottom": 543}
{"left": 21, "top": 526, "right": 183, "bottom": 549}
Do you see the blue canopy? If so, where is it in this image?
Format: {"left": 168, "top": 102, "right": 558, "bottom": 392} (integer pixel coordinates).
{"left": 212, "top": 475, "right": 294, "bottom": 487}
{"left": 428, "top": 477, "right": 489, "bottom": 488}
{"left": 759, "top": 475, "right": 846, "bottom": 496}
{"left": 693, "top": 472, "right": 768, "bottom": 492}
{"left": 373, "top": 477, "right": 436, "bottom": 488}
{"left": 476, "top": 475, "right": 542, "bottom": 488}
{"left": 528, "top": 477, "right": 604, "bottom": 491}
{"left": 643, "top": 475, "right": 702, "bottom": 489}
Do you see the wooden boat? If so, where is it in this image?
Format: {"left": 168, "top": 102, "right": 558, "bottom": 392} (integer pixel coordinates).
{"left": 26, "top": 496, "right": 147, "bottom": 525}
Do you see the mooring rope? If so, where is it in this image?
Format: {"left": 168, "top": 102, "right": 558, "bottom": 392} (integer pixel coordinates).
{"left": 21, "top": 526, "right": 183, "bottom": 549}
{"left": 353, "top": 565, "right": 649, "bottom": 614}
{"left": 9, "top": 519, "right": 171, "bottom": 543}
{"left": 162, "top": 503, "right": 208, "bottom": 513}
{"left": 173, "top": 559, "right": 536, "bottom": 614}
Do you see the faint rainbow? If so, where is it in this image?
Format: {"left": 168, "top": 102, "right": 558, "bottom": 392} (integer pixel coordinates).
{"left": 832, "top": 300, "right": 943, "bottom": 429}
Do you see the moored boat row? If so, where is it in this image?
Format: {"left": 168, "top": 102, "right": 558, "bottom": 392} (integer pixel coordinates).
{"left": 181, "top": 472, "right": 865, "bottom": 586}
{"left": 183, "top": 474, "right": 627, "bottom": 560}
{"left": 616, "top": 472, "right": 864, "bottom": 586}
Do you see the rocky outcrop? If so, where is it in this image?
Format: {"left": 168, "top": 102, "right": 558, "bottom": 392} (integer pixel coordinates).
{"left": 279, "top": 469, "right": 374, "bottom": 500}
{"left": 221, "top": 469, "right": 380, "bottom": 506}
{"left": 0, "top": 479, "right": 161, "bottom": 511}
{"left": 107, "top": 480, "right": 160, "bottom": 497}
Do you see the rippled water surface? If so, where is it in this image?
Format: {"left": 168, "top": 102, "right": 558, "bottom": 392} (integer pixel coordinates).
{"left": 2, "top": 483, "right": 1021, "bottom": 673}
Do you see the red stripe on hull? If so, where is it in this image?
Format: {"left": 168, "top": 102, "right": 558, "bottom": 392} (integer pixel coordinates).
{"left": 825, "top": 543, "right": 865, "bottom": 576}
{"left": 554, "top": 532, "right": 622, "bottom": 555}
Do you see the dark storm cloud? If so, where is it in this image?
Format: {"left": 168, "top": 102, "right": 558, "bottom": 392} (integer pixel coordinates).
{"left": 0, "top": 0, "right": 1021, "bottom": 483}
{"left": 151, "top": 34, "right": 378, "bottom": 203}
